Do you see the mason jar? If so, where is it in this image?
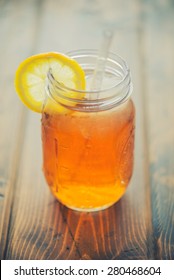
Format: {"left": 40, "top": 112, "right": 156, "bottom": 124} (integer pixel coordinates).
{"left": 41, "top": 50, "right": 135, "bottom": 212}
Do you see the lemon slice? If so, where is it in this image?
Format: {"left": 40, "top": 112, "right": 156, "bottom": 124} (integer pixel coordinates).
{"left": 14, "top": 52, "right": 86, "bottom": 113}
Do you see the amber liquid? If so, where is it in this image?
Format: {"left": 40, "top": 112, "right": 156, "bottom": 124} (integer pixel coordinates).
{"left": 42, "top": 99, "right": 135, "bottom": 211}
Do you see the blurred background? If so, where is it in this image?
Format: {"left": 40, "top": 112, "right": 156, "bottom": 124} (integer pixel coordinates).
{"left": 0, "top": 0, "right": 174, "bottom": 260}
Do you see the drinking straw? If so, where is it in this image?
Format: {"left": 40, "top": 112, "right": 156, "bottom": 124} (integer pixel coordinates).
{"left": 90, "top": 29, "right": 113, "bottom": 95}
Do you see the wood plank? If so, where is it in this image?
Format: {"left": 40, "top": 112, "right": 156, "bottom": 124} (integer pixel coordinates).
{"left": 140, "top": 0, "right": 174, "bottom": 259}
{"left": 0, "top": 0, "right": 45, "bottom": 259}
{"left": 4, "top": 0, "right": 153, "bottom": 259}
{"left": 0, "top": 0, "right": 27, "bottom": 259}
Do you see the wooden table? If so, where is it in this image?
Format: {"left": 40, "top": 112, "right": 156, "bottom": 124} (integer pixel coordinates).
{"left": 0, "top": 0, "right": 174, "bottom": 260}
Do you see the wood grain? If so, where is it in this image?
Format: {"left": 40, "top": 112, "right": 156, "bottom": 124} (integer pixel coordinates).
{"left": 140, "top": 0, "right": 174, "bottom": 259}
{"left": 0, "top": 0, "right": 45, "bottom": 259}
{"left": 0, "top": 0, "right": 28, "bottom": 259}
{"left": 0, "top": 0, "right": 173, "bottom": 260}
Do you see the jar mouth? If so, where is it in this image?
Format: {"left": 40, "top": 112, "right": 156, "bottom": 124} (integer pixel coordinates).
{"left": 46, "top": 49, "right": 132, "bottom": 111}
{"left": 66, "top": 49, "right": 130, "bottom": 94}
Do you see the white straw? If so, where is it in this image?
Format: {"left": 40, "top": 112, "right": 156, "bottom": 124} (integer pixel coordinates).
{"left": 90, "top": 29, "right": 113, "bottom": 95}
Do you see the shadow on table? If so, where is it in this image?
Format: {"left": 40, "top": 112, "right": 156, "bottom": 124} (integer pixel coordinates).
{"left": 44, "top": 194, "right": 139, "bottom": 260}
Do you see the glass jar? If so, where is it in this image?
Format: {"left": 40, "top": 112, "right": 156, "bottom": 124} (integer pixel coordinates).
{"left": 41, "top": 50, "right": 135, "bottom": 211}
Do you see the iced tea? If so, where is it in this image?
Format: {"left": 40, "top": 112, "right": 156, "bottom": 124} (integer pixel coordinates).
{"left": 42, "top": 50, "right": 135, "bottom": 211}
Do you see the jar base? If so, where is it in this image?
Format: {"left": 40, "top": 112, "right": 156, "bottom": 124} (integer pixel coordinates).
{"left": 49, "top": 183, "right": 127, "bottom": 212}
{"left": 58, "top": 200, "right": 117, "bottom": 212}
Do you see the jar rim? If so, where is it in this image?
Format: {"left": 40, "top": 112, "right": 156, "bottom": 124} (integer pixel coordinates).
{"left": 46, "top": 49, "right": 132, "bottom": 112}
{"left": 47, "top": 49, "right": 130, "bottom": 94}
